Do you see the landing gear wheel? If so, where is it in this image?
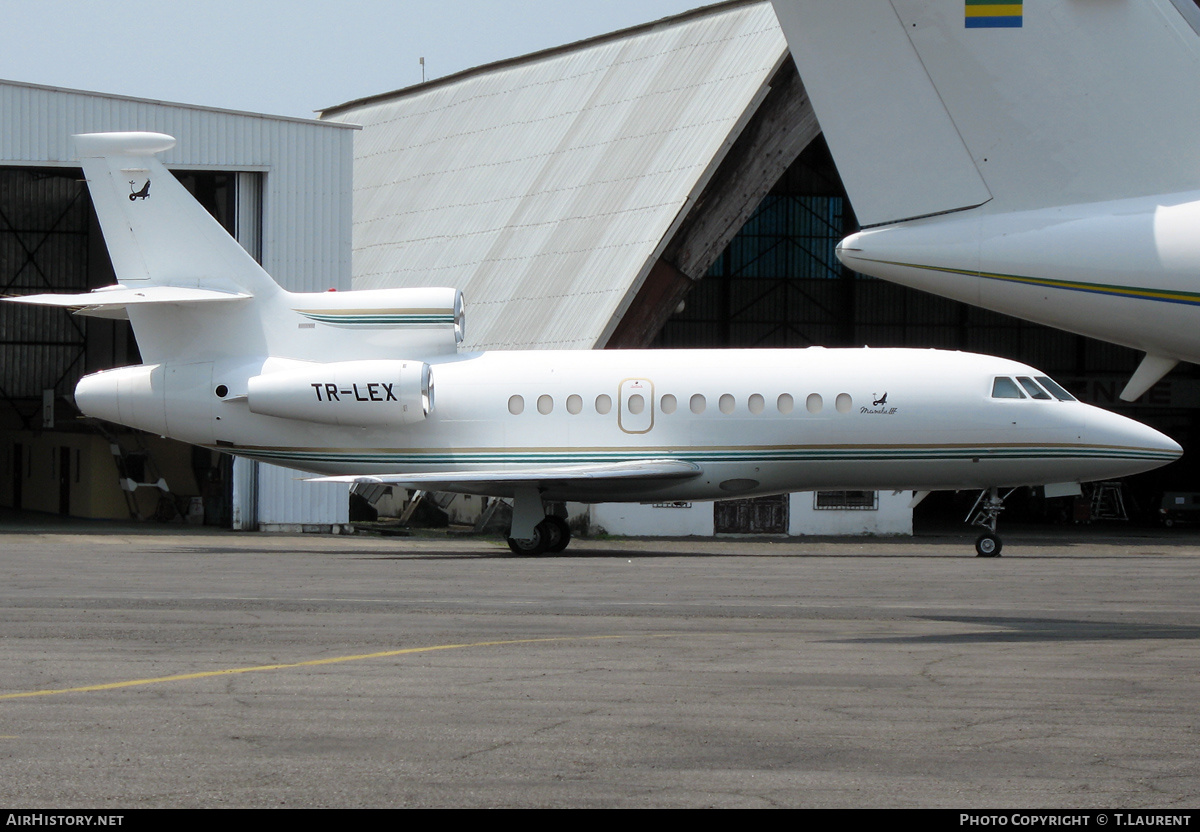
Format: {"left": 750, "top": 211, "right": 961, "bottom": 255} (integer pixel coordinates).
{"left": 975, "top": 533, "right": 1002, "bottom": 558}
{"left": 506, "top": 525, "right": 547, "bottom": 557}
{"left": 542, "top": 515, "right": 571, "bottom": 554}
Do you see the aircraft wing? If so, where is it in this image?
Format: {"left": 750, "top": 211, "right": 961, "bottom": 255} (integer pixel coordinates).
{"left": 5, "top": 285, "right": 251, "bottom": 319}
{"left": 308, "top": 459, "right": 703, "bottom": 494}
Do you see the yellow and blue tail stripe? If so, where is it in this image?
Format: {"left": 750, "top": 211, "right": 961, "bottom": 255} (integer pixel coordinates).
{"left": 966, "top": 2, "right": 1023, "bottom": 29}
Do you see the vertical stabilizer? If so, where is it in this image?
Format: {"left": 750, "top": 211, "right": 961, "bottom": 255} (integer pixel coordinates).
{"left": 771, "top": 0, "right": 1200, "bottom": 224}
{"left": 771, "top": 0, "right": 991, "bottom": 226}
{"left": 73, "top": 132, "right": 279, "bottom": 297}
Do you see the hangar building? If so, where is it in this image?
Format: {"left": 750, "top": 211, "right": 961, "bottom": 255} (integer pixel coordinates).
{"left": 322, "top": 0, "right": 1197, "bottom": 536}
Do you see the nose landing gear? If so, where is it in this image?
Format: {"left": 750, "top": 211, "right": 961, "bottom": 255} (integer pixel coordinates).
{"left": 967, "top": 487, "right": 1014, "bottom": 557}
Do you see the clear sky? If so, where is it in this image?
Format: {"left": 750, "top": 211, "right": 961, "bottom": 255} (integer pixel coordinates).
{"left": 0, "top": 0, "right": 708, "bottom": 120}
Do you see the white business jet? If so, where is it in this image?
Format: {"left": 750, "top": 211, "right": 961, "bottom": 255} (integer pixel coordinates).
{"left": 5, "top": 133, "right": 1181, "bottom": 556}
{"left": 771, "top": 0, "right": 1200, "bottom": 401}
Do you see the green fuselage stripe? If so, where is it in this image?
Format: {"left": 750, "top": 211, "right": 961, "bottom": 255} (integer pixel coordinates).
{"left": 223, "top": 445, "right": 1175, "bottom": 466}
{"left": 858, "top": 257, "right": 1200, "bottom": 306}
{"left": 298, "top": 311, "right": 455, "bottom": 325}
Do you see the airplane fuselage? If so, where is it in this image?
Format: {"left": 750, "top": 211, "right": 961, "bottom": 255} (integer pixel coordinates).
{"left": 75, "top": 347, "right": 1179, "bottom": 503}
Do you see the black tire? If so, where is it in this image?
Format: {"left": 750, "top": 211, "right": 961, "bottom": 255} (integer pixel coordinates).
{"left": 506, "top": 525, "right": 547, "bottom": 556}
{"left": 975, "top": 533, "right": 1002, "bottom": 557}
{"left": 542, "top": 515, "right": 572, "bottom": 553}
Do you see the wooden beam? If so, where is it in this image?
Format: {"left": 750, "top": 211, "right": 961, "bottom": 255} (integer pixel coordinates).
{"left": 603, "top": 258, "right": 693, "bottom": 349}
{"left": 665, "top": 59, "right": 820, "bottom": 280}
{"left": 603, "top": 59, "right": 821, "bottom": 348}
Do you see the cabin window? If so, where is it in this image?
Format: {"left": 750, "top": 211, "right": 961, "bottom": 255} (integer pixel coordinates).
{"left": 991, "top": 377, "right": 1025, "bottom": 398}
{"left": 537, "top": 395, "right": 553, "bottom": 414}
{"left": 806, "top": 393, "right": 823, "bottom": 414}
{"left": 1036, "top": 376, "right": 1077, "bottom": 401}
{"left": 660, "top": 394, "right": 677, "bottom": 414}
{"left": 596, "top": 394, "right": 612, "bottom": 415}
{"left": 719, "top": 393, "right": 735, "bottom": 414}
{"left": 627, "top": 393, "right": 645, "bottom": 415}
{"left": 690, "top": 394, "right": 706, "bottom": 414}
{"left": 566, "top": 394, "right": 583, "bottom": 414}
{"left": 777, "top": 393, "right": 794, "bottom": 414}
{"left": 508, "top": 395, "right": 524, "bottom": 415}
{"left": 748, "top": 393, "right": 765, "bottom": 415}
{"left": 835, "top": 393, "right": 852, "bottom": 413}
{"left": 1017, "top": 377, "right": 1051, "bottom": 400}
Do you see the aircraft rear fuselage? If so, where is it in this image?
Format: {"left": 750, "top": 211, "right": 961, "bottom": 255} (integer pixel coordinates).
{"left": 838, "top": 193, "right": 1200, "bottom": 377}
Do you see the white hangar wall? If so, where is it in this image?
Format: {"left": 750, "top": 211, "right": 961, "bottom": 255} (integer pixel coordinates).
{"left": 589, "top": 491, "right": 912, "bottom": 538}
{"left": 0, "top": 79, "right": 357, "bottom": 529}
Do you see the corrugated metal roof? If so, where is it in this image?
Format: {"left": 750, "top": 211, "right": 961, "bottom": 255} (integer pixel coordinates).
{"left": 3, "top": 78, "right": 355, "bottom": 130}
{"left": 324, "top": 0, "right": 787, "bottom": 350}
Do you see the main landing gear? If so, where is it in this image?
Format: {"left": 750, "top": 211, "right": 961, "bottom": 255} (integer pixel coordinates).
{"left": 505, "top": 487, "right": 572, "bottom": 556}
{"left": 506, "top": 514, "right": 571, "bottom": 556}
{"left": 966, "top": 486, "right": 1015, "bottom": 557}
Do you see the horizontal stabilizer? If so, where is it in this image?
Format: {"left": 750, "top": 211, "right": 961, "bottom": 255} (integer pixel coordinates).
{"left": 308, "top": 459, "right": 703, "bottom": 493}
{"left": 1121, "top": 354, "right": 1180, "bottom": 402}
{"left": 5, "top": 285, "right": 250, "bottom": 319}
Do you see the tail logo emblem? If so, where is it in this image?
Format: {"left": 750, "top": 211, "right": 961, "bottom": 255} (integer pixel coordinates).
{"left": 128, "top": 179, "right": 151, "bottom": 201}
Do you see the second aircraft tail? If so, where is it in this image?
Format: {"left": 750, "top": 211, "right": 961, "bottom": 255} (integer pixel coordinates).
{"left": 772, "top": 0, "right": 1200, "bottom": 225}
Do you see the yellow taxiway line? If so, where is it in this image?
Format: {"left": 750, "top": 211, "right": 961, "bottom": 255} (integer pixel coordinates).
{"left": 0, "top": 634, "right": 671, "bottom": 701}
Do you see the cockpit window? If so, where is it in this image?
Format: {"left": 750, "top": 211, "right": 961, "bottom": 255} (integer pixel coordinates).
{"left": 1035, "top": 376, "right": 1077, "bottom": 402}
{"left": 992, "top": 377, "right": 1025, "bottom": 399}
{"left": 1017, "top": 377, "right": 1052, "bottom": 400}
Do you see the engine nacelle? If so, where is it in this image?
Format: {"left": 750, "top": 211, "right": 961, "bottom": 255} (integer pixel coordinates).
{"left": 246, "top": 359, "right": 433, "bottom": 427}
{"left": 74, "top": 361, "right": 216, "bottom": 445}
{"left": 288, "top": 287, "right": 464, "bottom": 357}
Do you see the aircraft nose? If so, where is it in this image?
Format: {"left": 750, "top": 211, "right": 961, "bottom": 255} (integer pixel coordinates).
{"left": 1148, "top": 426, "right": 1182, "bottom": 458}
{"left": 1116, "top": 412, "right": 1180, "bottom": 457}
{"left": 1084, "top": 406, "right": 1181, "bottom": 475}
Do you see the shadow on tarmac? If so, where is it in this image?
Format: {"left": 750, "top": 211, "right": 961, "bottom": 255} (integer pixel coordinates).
{"left": 848, "top": 614, "right": 1200, "bottom": 643}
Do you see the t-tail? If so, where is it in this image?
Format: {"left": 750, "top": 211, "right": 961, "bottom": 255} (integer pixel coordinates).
{"left": 5, "top": 132, "right": 462, "bottom": 442}
{"left": 10, "top": 132, "right": 463, "bottom": 365}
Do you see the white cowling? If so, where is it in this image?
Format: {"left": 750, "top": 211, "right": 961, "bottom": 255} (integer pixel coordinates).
{"left": 246, "top": 360, "right": 432, "bottom": 427}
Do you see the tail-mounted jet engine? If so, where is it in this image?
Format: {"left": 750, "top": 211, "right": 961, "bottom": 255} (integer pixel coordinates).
{"left": 246, "top": 360, "right": 433, "bottom": 427}
{"left": 74, "top": 358, "right": 435, "bottom": 446}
